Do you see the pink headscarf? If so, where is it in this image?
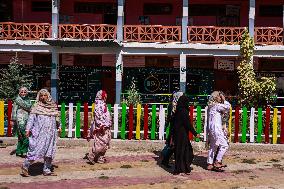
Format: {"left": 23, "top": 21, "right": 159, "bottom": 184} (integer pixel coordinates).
{"left": 93, "top": 90, "right": 112, "bottom": 129}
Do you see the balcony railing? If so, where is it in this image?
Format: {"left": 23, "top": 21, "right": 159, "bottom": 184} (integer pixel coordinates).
{"left": 0, "top": 22, "right": 283, "bottom": 45}
{"left": 188, "top": 26, "right": 246, "bottom": 44}
{"left": 124, "top": 25, "right": 181, "bottom": 42}
{"left": 0, "top": 22, "right": 51, "bottom": 40}
{"left": 59, "top": 24, "right": 116, "bottom": 40}
{"left": 255, "top": 27, "right": 283, "bottom": 45}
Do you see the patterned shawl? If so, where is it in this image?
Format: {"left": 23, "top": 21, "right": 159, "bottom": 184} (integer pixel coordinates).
{"left": 14, "top": 88, "right": 32, "bottom": 112}
{"left": 171, "top": 91, "right": 184, "bottom": 116}
{"left": 93, "top": 90, "right": 112, "bottom": 129}
{"left": 30, "top": 89, "right": 59, "bottom": 116}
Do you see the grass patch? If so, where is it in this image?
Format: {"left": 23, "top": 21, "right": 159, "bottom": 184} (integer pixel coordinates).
{"left": 241, "top": 159, "right": 257, "bottom": 164}
{"left": 0, "top": 187, "right": 10, "bottom": 189}
{"left": 230, "top": 187, "right": 240, "bottom": 189}
{"left": 272, "top": 164, "right": 282, "bottom": 168}
{"left": 270, "top": 159, "right": 280, "bottom": 162}
{"left": 141, "top": 159, "right": 149, "bottom": 162}
{"left": 232, "top": 170, "right": 252, "bottom": 174}
{"left": 98, "top": 176, "right": 109, "bottom": 179}
{"left": 120, "top": 164, "right": 132, "bottom": 169}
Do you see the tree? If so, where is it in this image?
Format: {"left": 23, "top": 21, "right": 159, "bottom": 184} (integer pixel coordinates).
{"left": 237, "top": 30, "right": 276, "bottom": 107}
{"left": 122, "top": 78, "right": 141, "bottom": 106}
{"left": 0, "top": 54, "right": 33, "bottom": 100}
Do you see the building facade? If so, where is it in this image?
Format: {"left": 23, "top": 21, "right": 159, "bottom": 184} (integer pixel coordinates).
{"left": 0, "top": 0, "right": 283, "bottom": 105}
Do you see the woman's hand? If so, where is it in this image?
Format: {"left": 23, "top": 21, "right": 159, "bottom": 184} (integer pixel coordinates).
{"left": 25, "top": 130, "right": 31, "bottom": 137}
{"left": 196, "top": 134, "right": 201, "bottom": 138}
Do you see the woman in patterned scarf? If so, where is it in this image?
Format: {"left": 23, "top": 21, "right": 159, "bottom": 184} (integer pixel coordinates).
{"left": 87, "top": 90, "right": 112, "bottom": 164}
{"left": 11, "top": 87, "right": 32, "bottom": 157}
{"left": 21, "top": 89, "right": 61, "bottom": 177}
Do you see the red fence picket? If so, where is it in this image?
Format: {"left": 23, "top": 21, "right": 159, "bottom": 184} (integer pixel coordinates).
{"left": 7, "top": 100, "right": 13, "bottom": 137}
{"left": 143, "top": 104, "right": 148, "bottom": 140}
{"left": 128, "top": 104, "right": 134, "bottom": 140}
{"left": 265, "top": 107, "right": 270, "bottom": 143}
{"left": 189, "top": 106, "right": 194, "bottom": 140}
{"left": 83, "top": 102, "right": 88, "bottom": 138}
{"left": 234, "top": 106, "right": 240, "bottom": 143}
{"left": 280, "top": 108, "right": 284, "bottom": 144}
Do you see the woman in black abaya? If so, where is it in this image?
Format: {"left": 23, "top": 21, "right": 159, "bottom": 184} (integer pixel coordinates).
{"left": 173, "top": 95, "right": 200, "bottom": 175}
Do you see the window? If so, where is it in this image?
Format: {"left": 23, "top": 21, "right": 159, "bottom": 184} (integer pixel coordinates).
{"left": 259, "top": 58, "right": 284, "bottom": 71}
{"left": 145, "top": 56, "right": 173, "bottom": 67}
{"left": 186, "top": 57, "right": 214, "bottom": 69}
{"left": 74, "top": 2, "right": 116, "bottom": 14}
{"left": 188, "top": 5, "right": 226, "bottom": 16}
{"left": 32, "top": 1, "right": 51, "bottom": 12}
{"left": 33, "top": 54, "right": 52, "bottom": 66}
{"left": 259, "top": 5, "right": 282, "bottom": 17}
{"left": 74, "top": 55, "right": 102, "bottom": 67}
{"left": 144, "top": 3, "right": 172, "bottom": 15}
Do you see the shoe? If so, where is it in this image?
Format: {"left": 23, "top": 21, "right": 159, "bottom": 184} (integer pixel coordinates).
{"left": 43, "top": 172, "right": 57, "bottom": 176}
{"left": 86, "top": 155, "right": 95, "bottom": 165}
{"left": 161, "top": 161, "right": 171, "bottom": 168}
{"left": 21, "top": 166, "right": 29, "bottom": 177}
{"left": 207, "top": 164, "right": 214, "bottom": 171}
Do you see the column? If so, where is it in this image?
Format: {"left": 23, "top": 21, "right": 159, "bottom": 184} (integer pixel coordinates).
{"left": 283, "top": 5, "right": 284, "bottom": 44}
{"left": 180, "top": 53, "right": 186, "bottom": 93}
{"left": 249, "top": 0, "right": 255, "bottom": 38}
{"left": 115, "top": 50, "right": 123, "bottom": 104}
{"left": 51, "top": 0, "right": 60, "bottom": 102}
{"left": 52, "top": 0, "right": 59, "bottom": 38}
{"left": 51, "top": 48, "right": 59, "bottom": 102}
{"left": 182, "top": 0, "right": 188, "bottom": 43}
{"left": 117, "top": 0, "right": 124, "bottom": 42}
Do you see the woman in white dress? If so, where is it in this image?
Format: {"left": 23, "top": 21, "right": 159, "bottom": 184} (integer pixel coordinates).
{"left": 207, "top": 91, "right": 231, "bottom": 171}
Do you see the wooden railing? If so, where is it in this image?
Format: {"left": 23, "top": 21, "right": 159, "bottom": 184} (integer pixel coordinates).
{"left": 188, "top": 26, "right": 246, "bottom": 44}
{"left": 255, "top": 27, "right": 283, "bottom": 45}
{"left": 1, "top": 23, "right": 283, "bottom": 45}
{"left": 0, "top": 22, "right": 51, "bottom": 40}
{"left": 124, "top": 25, "right": 181, "bottom": 42}
{"left": 59, "top": 24, "right": 116, "bottom": 40}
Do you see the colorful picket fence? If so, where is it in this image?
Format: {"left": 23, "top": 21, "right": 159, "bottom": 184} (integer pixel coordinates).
{"left": 1, "top": 101, "right": 284, "bottom": 144}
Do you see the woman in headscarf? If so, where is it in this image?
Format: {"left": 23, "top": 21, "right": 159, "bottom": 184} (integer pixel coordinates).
{"left": 21, "top": 89, "right": 60, "bottom": 177}
{"left": 207, "top": 91, "right": 231, "bottom": 171}
{"left": 11, "top": 87, "right": 32, "bottom": 157}
{"left": 87, "top": 90, "right": 112, "bottom": 164}
{"left": 161, "top": 91, "right": 183, "bottom": 168}
{"left": 173, "top": 95, "right": 199, "bottom": 175}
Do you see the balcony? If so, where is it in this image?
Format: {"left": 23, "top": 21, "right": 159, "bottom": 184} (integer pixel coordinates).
{"left": 0, "top": 22, "right": 283, "bottom": 45}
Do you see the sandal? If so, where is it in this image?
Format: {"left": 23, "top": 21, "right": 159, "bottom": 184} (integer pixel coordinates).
{"left": 207, "top": 164, "right": 214, "bottom": 171}
{"left": 21, "top": 166, "right": 29, "bottom": 177}
{"left": 43, "top": 172, "right": 57, "bottom": 176}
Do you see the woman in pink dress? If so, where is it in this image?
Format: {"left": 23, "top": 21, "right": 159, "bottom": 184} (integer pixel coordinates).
{"left": 87, "top": 90, "right": 112, "bottom": 164}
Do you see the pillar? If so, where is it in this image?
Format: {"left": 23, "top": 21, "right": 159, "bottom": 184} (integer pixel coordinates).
{"left": 115, "top": 50, "right": 123, "bottom": 104}
{"left": 249, "top": 0, "right": 255, "bottom": 39}
{"left": 51, "top": 48, "right": 59, "bottom": 102}
{"left": 117, "top": 0, "right": 124, "bottom": 42}
{"left": 182, "top": 0, "right": 188, "bottom": 43}
{"left": 180, "top": 53, "right": 186, "bottom": 92}
{"left": 52, "top": 0, "right": 59, "bottom": 38}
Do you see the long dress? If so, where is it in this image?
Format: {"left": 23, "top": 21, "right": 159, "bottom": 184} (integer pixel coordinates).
{"left": 173, "top": 106, "right": 197, "bottom": 174}
{"left": 12, "top": 96, "right": 32, "bottom": 156}
{"left": 207, "top": 101, "right": 231, "bottom": 164}
{"left": 25, "top": 114, "right": 58, "bottom": 161}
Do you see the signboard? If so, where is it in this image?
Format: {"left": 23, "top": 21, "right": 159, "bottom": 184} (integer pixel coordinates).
{"left": 216, "top": 59, "right": 235, "bottom": 71}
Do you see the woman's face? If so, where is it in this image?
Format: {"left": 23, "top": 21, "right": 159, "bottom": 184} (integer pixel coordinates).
{"left": 39, "top": 93, "right": 48, "bottom": 103}
{"left": 19, "top": 89, "right": 27, "bottom": 97}
{"left": 104, "top": 94, "right": 107, "bottom": 101}
{"left": 215, "top": 95, "right": 222, "bottom": 103}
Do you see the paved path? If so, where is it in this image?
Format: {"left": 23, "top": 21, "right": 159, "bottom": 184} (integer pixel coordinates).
{"left": 0, "top": 140, "right": 284, "bottom": 189}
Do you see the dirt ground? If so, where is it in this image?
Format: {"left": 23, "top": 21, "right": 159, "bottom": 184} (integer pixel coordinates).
{"left": 0, "top": 139, "right": 284, "bottom": 189}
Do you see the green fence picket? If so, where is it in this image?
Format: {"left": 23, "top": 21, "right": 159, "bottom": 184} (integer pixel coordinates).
{"left": 107, "top": 104, "right": 112, "bottom": 113}
{"left": 76, "top": 103, "right": 81, "bottom": 138}
{"left": 151, "top": 105, "right": 156, "bottom": 140}
{"left": 166, "top": 123, "right": 170, "bottom": 139}
{"left": 121, "top": 103, "right": 126, "bottom": 139}
{"left": 257, "top": 108, "right": 263, "bottom": 143}
{"left": 196, "top": 106, "right": 201, "bottom": 142}
{"left": 241, "top": 107, "right": 248, "bottom": 143}
{"left": 60, "top": 103, "right": 66, "bottom": 138}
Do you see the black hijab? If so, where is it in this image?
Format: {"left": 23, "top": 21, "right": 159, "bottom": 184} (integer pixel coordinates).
{"left": 176, "top": 95, "right": 190, "bottom": 110}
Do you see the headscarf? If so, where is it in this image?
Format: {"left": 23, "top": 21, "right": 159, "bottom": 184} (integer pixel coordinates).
{"left": 30, "top": 89, "right": 59, "bottom": 116}
{"left": 14, "top": 87, "right": 32, "bottom": 111}
{"left": 176, "top": 95, "right": 190, "bottom": 110}
{"left": 93, "top": 90, "right": 112, "bottom": 129}
{"left": 171, "top": 91, "right": 184, "bottom": 116}
{"left": 208, "top": 91, "right": 221, "bottom": 108}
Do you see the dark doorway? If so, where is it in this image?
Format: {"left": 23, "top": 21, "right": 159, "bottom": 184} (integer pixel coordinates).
{"left": 0, "top": 0, "right": 13, "bottom": 21}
